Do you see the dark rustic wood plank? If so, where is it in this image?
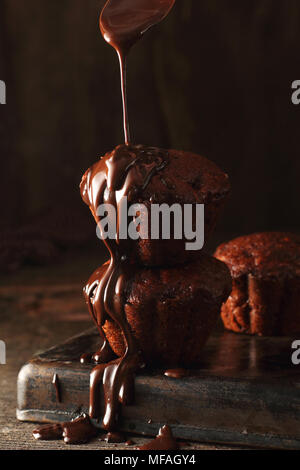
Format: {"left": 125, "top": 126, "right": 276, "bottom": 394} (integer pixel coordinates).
{"left": 17, "top": 327, "right": 300, "bottom": 449}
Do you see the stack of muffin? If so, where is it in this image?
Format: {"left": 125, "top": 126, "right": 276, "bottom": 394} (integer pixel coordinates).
{"left": 93, "top": 148, "right": 232, "bottom": 367}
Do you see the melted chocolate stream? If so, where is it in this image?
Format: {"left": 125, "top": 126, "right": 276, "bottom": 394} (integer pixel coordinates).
{"left": 100, "top": 0, "right": 175, "bottom": 144}
{"left": 82, "top": 144, "right": 169, "bottom": 430}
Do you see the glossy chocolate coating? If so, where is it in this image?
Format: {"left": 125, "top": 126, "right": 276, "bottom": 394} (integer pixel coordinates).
{"left": 138, "top": 425, "right": 178, "bottom": 450}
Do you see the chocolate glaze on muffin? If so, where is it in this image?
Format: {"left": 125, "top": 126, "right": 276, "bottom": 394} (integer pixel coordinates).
{"left": 214, "top": 232, "right": 300, "bottom": 336}
{"left": 87, "top": 253, "right": 232, "bottom": 367}
{"left": 80, "top": 145, "right": 230, "bottom": 266}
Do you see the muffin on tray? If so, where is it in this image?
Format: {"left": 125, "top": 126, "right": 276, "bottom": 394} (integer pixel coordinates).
{"left": 87, "top": 253, "right": 232, "bottom": 367}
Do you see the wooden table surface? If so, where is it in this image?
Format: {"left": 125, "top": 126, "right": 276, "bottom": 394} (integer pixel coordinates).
{"left": 0, "top": 252, "right": 240, "bottom": 450}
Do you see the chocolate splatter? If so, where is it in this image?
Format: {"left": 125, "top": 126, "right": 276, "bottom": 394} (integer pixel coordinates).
{"left": 138, "top": 425, "right": 178, "bottom": 450}
{"left": 164, "top": 368, "right": 189, "bottom": 379}
{"left": 33, "top": 415, "right": 98, "bottom": 445}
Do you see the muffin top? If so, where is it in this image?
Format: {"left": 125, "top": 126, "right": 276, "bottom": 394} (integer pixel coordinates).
{"left": 80, "top": 145, "right": 230, "bottom": 215}
{"left": 142, "top": 148, "right": 230, "bottom": 204}
{"left": 214, "top": 232, "right": 300, "bottom": 280}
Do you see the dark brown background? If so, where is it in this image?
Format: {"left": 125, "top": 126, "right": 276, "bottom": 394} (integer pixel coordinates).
{"left": 0, "top": 0, "right": 299, "bottom": 272}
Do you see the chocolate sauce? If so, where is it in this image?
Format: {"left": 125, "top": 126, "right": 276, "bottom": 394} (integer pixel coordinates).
{"left": 33, "top": 415, "right": 98, "bottom": 445}
{"left": 80, "top": 352, "right": 93, "bottom": 364}
{"left": 138, "top": 425, "right": 178, "bottom": 450}
{"left": 100, "top": 0, "right": 175, "bottom": 144}
{"left": 32, "top": 2, "right": 175, "bottom": 445}
{"left": 33, "top": 423, "right": 63, "bottom": 441}
{"left": 81, "top": 144, "right": 169, "bottom": 430}
{"left": 62, "top": 415, "right": 98, "bottom": 444}
{"left": 80, "top": 0, "right": 173, "bottom": 433}
{"left": 80, "top": 341, "right": 115, "bottom": 365}
{"left": 125, "top": 439, "right": 135, "bottom": 446}
{"left": 52, "top": 373, "right": 61, "bottom": 402}
{"left": 101, "top": 431, "right": 127, "bottom": 443}
{"left": 164, "top": 368, "right": 189, "bottom": 379}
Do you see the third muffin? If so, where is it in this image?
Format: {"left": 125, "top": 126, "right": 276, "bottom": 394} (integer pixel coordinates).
{"left": 214, "top": 232, "right": 300, "bottom": 336}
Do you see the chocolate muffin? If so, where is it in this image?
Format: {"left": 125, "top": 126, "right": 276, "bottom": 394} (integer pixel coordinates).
{"left": 80, "top": 145, "right": 230, "bottom": 266}
{"left": 214, "top": 232, "right": 300, "bottom": 336}
{"left": 96, "top": 253, "right": 232, "bottom": 367}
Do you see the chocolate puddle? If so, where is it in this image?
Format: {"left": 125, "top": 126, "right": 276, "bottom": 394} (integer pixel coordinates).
{"left": 137, "top": 425, "right": 178, "bottom": 450}
{"left": 33, "top": 423, "right": 63, "bottom": 441}
{"left": 33, "top": 415, "right": 98, "bottom": 445}
{"left": 62, "top": 415, "right": 98, "bottom": 444}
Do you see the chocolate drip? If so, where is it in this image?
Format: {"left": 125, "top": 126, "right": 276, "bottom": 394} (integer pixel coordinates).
{"left": 80, "top": 353, "right": 92, "bottom": 364}
{"left": 81, "top": 144, "right": 169, "bottom": 430}
{"left": 138, "top": 425, "right": 178, "bottom": 450}
{"left": 100, "top": 0, "right": 175, "bottom": 144}
{"left": 101, "top": 431, "right": 127, "bottom": 443}
{"left": 164, "top": 368, "right": 189, "bottom": 379}
{"left": 80, "top": 336, "right": 115, "bottom": 365}
{"left": 125, "top": 439, "right": 135, "bottom": 446}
